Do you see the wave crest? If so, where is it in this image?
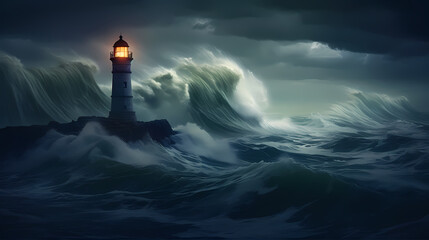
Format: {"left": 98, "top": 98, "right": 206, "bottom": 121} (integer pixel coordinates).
{"left": 0, "top": 53, "right": 109, "bottom": 127}
{"left": 328, "top": 90, "right": 429, "bottom": 128}
{"left": 134, "top": 58, "right": 266, "bottom": 134}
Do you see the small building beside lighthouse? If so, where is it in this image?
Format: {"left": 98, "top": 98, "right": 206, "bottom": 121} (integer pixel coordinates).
{"left": 108, "top": 35, "right": 136, "bottom": 121}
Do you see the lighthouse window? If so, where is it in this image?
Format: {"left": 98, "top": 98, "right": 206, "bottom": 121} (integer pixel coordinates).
{"left": 123, "top": 82, "right": 127, "bottom": 88}
{"left": 115, "top": 47, "right": 129, "bottom": 58}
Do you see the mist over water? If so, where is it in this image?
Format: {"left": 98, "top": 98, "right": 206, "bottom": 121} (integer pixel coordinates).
{"left": 1, "top": 52, "right": 429, "bottom": 239}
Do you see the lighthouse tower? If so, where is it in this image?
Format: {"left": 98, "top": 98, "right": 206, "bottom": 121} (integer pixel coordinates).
{"left": 108, "top": 35, "right": 136, "bottom": 121}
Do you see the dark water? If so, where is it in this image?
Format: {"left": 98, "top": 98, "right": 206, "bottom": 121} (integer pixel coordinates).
{"left": 1, "top": 57, "right": 429, "bottom": 239}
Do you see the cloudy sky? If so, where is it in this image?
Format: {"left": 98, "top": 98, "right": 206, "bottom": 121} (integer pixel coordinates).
{"left": 1, "top": 0, "right": 428, "bottom": 116}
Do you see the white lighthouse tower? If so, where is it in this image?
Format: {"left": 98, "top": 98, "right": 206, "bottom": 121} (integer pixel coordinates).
{"left": 108, "top": 35, "right": 136, "bottom": 121}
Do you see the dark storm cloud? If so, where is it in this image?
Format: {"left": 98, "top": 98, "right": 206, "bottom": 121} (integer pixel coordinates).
{"left": 0, "top": 0, "right": 184, "bottom": 41}
{"left": 209, "top": 0, "right": 429, "bottom": 57}
{"left": 1, "top": 0, "right": 428, "bottom": 57}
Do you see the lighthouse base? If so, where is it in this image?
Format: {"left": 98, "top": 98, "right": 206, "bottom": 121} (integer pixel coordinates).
{"left": 108, "top": 111, "right": 137, "bottom": 122}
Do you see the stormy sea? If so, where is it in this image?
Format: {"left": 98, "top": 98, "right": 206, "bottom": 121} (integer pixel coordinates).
{"left": 1, "top": 53, "right": 429, "bottom": 239}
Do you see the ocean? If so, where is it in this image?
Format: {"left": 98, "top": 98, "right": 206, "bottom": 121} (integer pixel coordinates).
{"left": 1, "top": 54, "right": 428, "bottom": 239}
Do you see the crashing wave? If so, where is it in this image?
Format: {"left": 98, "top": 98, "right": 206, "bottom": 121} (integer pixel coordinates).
{"left": 133, "top": 58, "right": 266, "bottom": 135}
{"left": 0, "top": 53, "right": 109, "bottom": 128}
{"left": 327, "top": 90, "right": 429, "bottom": 128}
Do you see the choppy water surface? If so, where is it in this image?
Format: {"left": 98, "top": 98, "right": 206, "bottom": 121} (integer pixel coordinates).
{"left": 1, "top": 56, "right": 429, "bottom": 239}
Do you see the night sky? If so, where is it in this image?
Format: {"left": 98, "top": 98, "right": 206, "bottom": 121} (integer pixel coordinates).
{"left": 1, "top": 0, "right": 428, "bottom": 115}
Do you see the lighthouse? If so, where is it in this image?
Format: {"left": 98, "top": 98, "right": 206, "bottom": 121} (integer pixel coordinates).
{"left": 108, "top": 35, "right": 136, "bottom": 121}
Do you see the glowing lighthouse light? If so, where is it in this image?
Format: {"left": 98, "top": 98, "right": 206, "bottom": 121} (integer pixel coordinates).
{"left": 114, "top": 46, "right": 129, "bottom": 58}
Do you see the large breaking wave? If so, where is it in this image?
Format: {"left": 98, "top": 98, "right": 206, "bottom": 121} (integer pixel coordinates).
{"left": 328, "top": 89, "right": 429, "bottom": 128}
{"left": 0, "top": 53, "right": 109, "bottom": 127}
{"left": 133, "top": 56, "right": 266, "bottom": 135}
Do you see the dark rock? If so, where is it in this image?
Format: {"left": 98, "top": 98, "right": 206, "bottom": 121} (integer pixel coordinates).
{"left": 0, "top": 117, "right": 175, "bottom": 158}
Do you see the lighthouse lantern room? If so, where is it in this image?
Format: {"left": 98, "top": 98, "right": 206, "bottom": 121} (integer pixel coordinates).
{"left": 108, "top": 35, "right": 136, "bottom": 121}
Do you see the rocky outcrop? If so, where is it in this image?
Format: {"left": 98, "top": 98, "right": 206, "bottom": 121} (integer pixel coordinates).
{"left": 0, "top": 117, "right": 175, "bottom": 157}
